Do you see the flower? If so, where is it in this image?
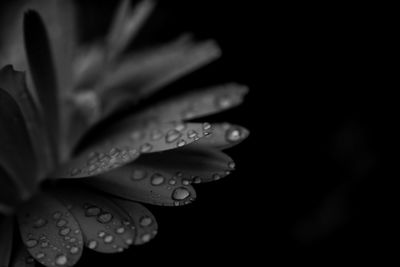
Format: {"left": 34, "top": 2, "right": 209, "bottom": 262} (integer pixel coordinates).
{"left": 0, "top": 0, "right": 249, "bottom": 266}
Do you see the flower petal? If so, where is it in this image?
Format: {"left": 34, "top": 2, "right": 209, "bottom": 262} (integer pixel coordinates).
{"left": 192, "top": 123, "right": 250, "bottom": 150}
{"left": 0, "top": 215, "right": 13, "bottom": 267}
{"left": 10, "top": 239, "right": 36, "bottom": 267}
{"left": 54, "top": 186, "right": 136, "bottom": 254}
{"left": 0, "top": 65, "right": 53, "bottom": 176}
{"left": 0, "top": 166, "right": 24, "bottom": 214}
{"left": 100, "top": 36, "right": 221, "bottom": 116}
{"left": 52, "top": 122, "right": 212, "bottom": 178}
{"left": 23, "top": 10, "right": 59, "bottom": 159}
{"left": 133, "top": 146, "right": 235, "bottom": 183}
{"left": 0, "top": 88, "right": 38, "bottom": 200}
{"left": 111, "top": 199, "right": 158, "bottom": 245}
{"left": 121, "top": 83, "right": 248, "bottom": 125}
{"left": 83, "top": 161, "right": 197, "bottom": 206}
{"left": 107, "top": 0, "right": 155, "bottom": 59}
{"left": 17, "top": 194, "right": 83, "bottom": 267}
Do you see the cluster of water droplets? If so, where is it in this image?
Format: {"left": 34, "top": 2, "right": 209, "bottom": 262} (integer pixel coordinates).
{"left": 81, "top": 203, "right": 135, "bottom": 252}
{"left": 23, "top": 210, "right": 83, "bottom": 266}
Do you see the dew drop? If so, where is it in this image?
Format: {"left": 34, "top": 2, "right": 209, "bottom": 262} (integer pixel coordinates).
{"left": 140, "top": 143, "right": 153, "bottom": 153}
{"left": 193, "top": 176, "right": 202, "bottom": 184}
{"left": 125, "top": 238, "right": 133, "bottom": 245}
{"left": 36, "top": 252, "right": 45, "bottom": 259}
{"left": 150, "top": 129, "right": 163, "bottom": 140}
{"left": 25, "top": 239, "right": 38, "bottom": 248}
{"left": 98, "top": 231, "right": 106, "bottom": 238}
{"left": 226, "top": 127, "right": 243, "bottom": 143}
{"left": 70, "top": 247, "right": 79, "bottom": 254}
{"left": 84, "top": 206, "right": 101, "bottom": 217}
{"left": 41, "top": 241, "right": 49, "bottom": 248}
{"left": 131, "top": 168, "right": 147, "bottom": 180}
{"left": 33, "top": 218, "right": 47, "bottom": 228}
{"left": 59, "top": 227, "right": 71, "bottom": 236}
{"left": 213, "top": 173, "right": 222, "bottom": 180}
{"left": 202, "top": 122, "right": 211, "bottom": 130}
{"left": 182, "top": 179, "right": 190, "bottom": 186}
{"left": 165, "top": 129, "right": 182, "bottom": 143}
{"left": 172, "top": 187, "right": 190, "bottom": 201}
{"left": 104, "top": 235, "right": 114, "bottom": 244}
{"left": 88, "top": 240, "right": 98, "bottom": 249}
{"left": 141, "top": 233, "right": 151, "bottom": 243}
{"left": 116, "top": 227, "right": 125, "bottom": 234}
{"left": 215, "top": 94, "right": 233, "bottom": 109}
{"left": 139, "top": 216, "right": 153, "bottom": 227}
{"left": 177, "top": 139, "right": 186, "bottom": 147}
{"left": 53, "top": 212, "right": 62, "bottom": 220}
{"left": 187, "top": 130, "right": 198, "bottom": 139}
{"left": 109, "top": 147, "right": 120, "bottom": 156}
{"left": 228, "top": 161, "right": 236, "bottom": 169}
{"left": 175, "top": 123, "right": 186, "bottom": 132}
{"left": 97, "top": 212, "right": 113, "bottom": 224}
{"left": 150, "top": 173, "right": 165, "bottom": 186}
{"left": 55, "top": 254, "right": 67, "bottom": 266}
{"left": 168, "top": 178, "right": 177, "bottom": 185}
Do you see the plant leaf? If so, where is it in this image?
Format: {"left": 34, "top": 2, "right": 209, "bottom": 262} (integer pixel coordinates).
{"left": 100, "top": 35, "right": 221, "bottom": 117}
{"left": 120, "top": 83, "right": 248, "bottom": 125}
{"left": 192, "top": 123, "right": 250, "bottom": 150}
{"left": 0, "top": 215, "right": 13, "bottom": 267}
{"left": 83, "top": 161, "right": 197, "bottom": 206}
{"left": 133, "top": 146, "right": 235, "bottom": 183}
{"left": 0, "top": 88, "right": 38, "bottom": 200}
{"left": 52, "top": 122, "right": 213, "bottom": 178}
{"left": 23, "top": 10, "right": 59, "bottom": 159}
{"left": 107, "top": 0, "right": 155, "bottom": 59}
{"left": 0, "top": 65, "right": 53, "bottom": 176}
{"left": 17, "top": 194, "right": 83, "bottom": 267}
{"left": 54, "top": 186, "right": 136, "bottom": 254}
{"left": 111, "top": 199, "right": 158, "bottom": 245}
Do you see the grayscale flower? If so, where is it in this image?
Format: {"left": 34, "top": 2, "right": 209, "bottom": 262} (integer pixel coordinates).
{"left": 0, "top": 0, "right": 249, "bottom": 266}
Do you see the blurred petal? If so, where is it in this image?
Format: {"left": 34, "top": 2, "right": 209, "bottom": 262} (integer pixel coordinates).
{"left": 134, "top": 146, "right": 235, "bottom": 183}
{"left": 0, "top": 88, "right": 38, "bottom": 200}
{"left": 0, "top": 65, "right": 53, "bottom": 176}
{"left": 100, "top": 36, "right": 221, "bottom": 116}
{"left": 83, "top": 161, "right": 197, "bottom": 206}
{"left": 52, "top": 122, "right": 212, "bottom": 178}
{"left": 10, "top": 239, "right": 36, "bottom": 267}
{"left": 0, "top": 166, "right": 23, "bottom": 214}
{"left": 23, "top": 10, "right": 59, "bottom": 160}
{"left": 192, "top": 123, "right": 250, "bottom": 150}
{"left": 17, "top": 194, "right": 83, "bottom": 267}
{"left": 55, "top": 186, "right": 136, "bottom": 253}
{"left": 111, "top": 199, "right": 158, "bottom": 245}
{"left": 0, "top": 215, "right": 13, "bottom": 267}
{"left": 107, "top": 0, "right": 155, "bottom": 58}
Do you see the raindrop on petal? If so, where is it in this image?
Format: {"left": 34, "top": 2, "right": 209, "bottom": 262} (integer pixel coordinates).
{"left": 104, "top": 235, "right": 114, "bottom": 244}
{"left": 202, "top": 122, "right": 211, "bottom": 130}
{"left": 177, "top": 139, "right": 186, "bottom": 147}
{"left": 226, "top": 127, "right": 243, "bottom": 143}
{"left": 55, "top": 254, "right": 67, "bottom": 266}
{"left": 84, "top": 206, "right": 101, "bottom": 217}
{"left": 70, "top": 247, "right": 79, "bottom": 254}
{"left": 59, "top": 227, "right": 71, "bottom": 236}
{"left": 141, "top": 233, "right": 151, "bottom": 243}
{"left": 165, "top": 129, "right": 182, "bottom": 143}
{"left": 150, "top": 173, "right": 165, "bottom": 186}
{"left": 25, "top": 239, "right": 38, "bottom": 248}
{"left": 172, "top": 187, "right": 190, "bottom": 201}
{"left": 140, "top": 143, "right": 153, "bottom": 153}
{"left": 131, "top": 168, "right": 147, "bottom": 180}
{"left": 139, "top": 216, "right": 153, "bottom": 227}
{"left": 88, "top": 240, "right": 98, "bottom": 249}
{"left": 97, "top": 212, "right": 113, "bottom": 224}
{"left": 228, "top": 161, "right": 236, "bottom": 169}
{"left": 150, "top": 129, "right": 163, "bottom": 140}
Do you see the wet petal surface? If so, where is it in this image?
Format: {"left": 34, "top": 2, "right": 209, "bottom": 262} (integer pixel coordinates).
{"left": 17, "top": 194, "right": 83, "bottom": 267}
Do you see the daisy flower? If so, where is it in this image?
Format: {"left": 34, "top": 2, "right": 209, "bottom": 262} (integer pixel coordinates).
{"left": 0, "top": 0, "right": 249, "bottom": 266}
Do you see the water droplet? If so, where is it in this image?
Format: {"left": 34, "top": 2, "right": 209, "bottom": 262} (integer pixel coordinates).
{"left": 141, "top": 233, "right": 151, "bottom": 243}
{"left": 193, "top": 176, "right": 202, "bottom": 184}
{"left": 109, "top": 147, "right": 120, "bottom": 156}
{"left": 36, "top": 252, "right": 45, "bottom": 259}
{"left": 226, "top": 127, "right": 243, "bottom": 143}
{"left": 41, "top": 241, "right": 49, "bottom": 248}
{"left": 117, "top": 247, "right": 124, "bottom": 252}
{"left": 33, "top": 218, "right": 47, "bottom": 228}
{"left": 98, "top": 231, "right": 106, "bottom": 238}
{"left": 53, "top": 212, "right": 62, "bottom": 220}
{"left": 25, "top": 239, "right": 38, "bottom": 248}
{"left": 97, "top": 212, "right": 113, "bottom": 224}
{"left": 187, "top": 130, "right": 198, "bottom": 139}
{"left": 150, "top": 129, "right": 163, "bottom": 140}
{"left": 140, "top": 143, "right": 153, "bottom": 153}
{"left": 165, "top": 129, "right": 182, "bottom": 143}
{"left": 55, "top": 254, "right": 67, "bottom": 266}
{"left": 175, "top": 123, "right": 186, "bottom": 132}
{"left": 213, "top": 173, "right": 222, "bottom": 180}
{"left": 168, "top": 178, "right": 177, "bottom": 185}
{"left": 131, "top": 168, "right": 147, "bottom": 180}
{"left": 150, "top": 173, "right": 165, "bottom": 186}
{"left": 116, "top": 227, "right": 125, "bottom": 234}
{"left": 88, "top": 240, "right": 98, "bottom": 249}
{"left": 228, "top": 161, "right": 236, "bottom": 169}
{"left": 172, "top": 187, "right": 190, "bottom": 201}
{"left": 70, "top": 246, "right": 79, "bottom": 254}
{"left": 59, "top": 227, "right": 71, "bottom": 236}
{"left": 177, "top": 139, "right": 186, "bottom": 147}
{"left": 182, "top": 179, "right": 190, "bottom": 186}
{"left": 125, "top": 238, "right": 133, "bottom": 245}
{"left": 203, "top": 122, "right": 211, "bottom": 130}
{"left": 85, "top": 206, "right": 101, "bottom": 217}
{"left": 215, "top": 94, "right": 233, "bottom": 109}
{"left": 139, "top": 216, "right": 153, "bottom": 227}
{"left": 104, "top": 235, "right": 114, "bottom": 244}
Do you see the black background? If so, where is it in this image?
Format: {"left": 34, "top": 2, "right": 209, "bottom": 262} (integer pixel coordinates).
{"left": 0, "top": 0, "right": 393, "bottom": 265}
